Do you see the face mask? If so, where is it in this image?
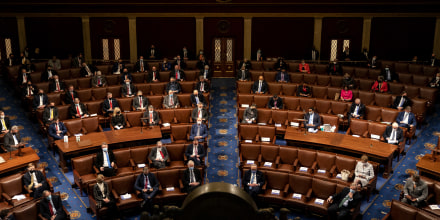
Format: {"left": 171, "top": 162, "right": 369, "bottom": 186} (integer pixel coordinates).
{"left": 350, "top": 189, "right": 356, "bottom": 193}
{"left": 30, "top": 170, "right": 35, "bottom": 174}
{"left": 437, "top": 77, "right": 440, "bottom": 80}
{"left": 50, "top": 106, "right": 54, "bottom": 109}
{"left": 251, "top": 170, "right": 256, "bottom": 174}
{"left": 125, "top": 82, "right": 130, "bottom": 85}
{"left": 117, "top": 111, "right": 121, "bottom": 114}
{"left": 12, "top": 133, "right": 16, "bottom": 135}
{"left": 102, "top": 148, "right": 108, "bottom": 152}
{"left": 333, "top": 62, "right": 337, "bottom": 64}
{"left": 149, "top": 111, "right": 153, "bottom": 114}
{"left": 197, "top": 121, "right": 201, "bottom": 125}
{"left": 0, "top": 116, "right": 4, "bottom": 119}
{"left": 189, "top": 167, "right": 194, "bottom": 170}
{"left": 385, "top": 68, "right": 389, "bottom": 70}
{"left": 46, "top": 195, "right": 52, "bottom": 201}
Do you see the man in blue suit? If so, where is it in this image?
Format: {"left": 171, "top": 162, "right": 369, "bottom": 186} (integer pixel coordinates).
{"left": 134, "top": 167, "right": 159, "bottom": 210}
{"left": 185, "top": 139, "right": 206, "bottom": 166}
{"left": 275, "top": 69, "right": 290, "bottom": 83}
{"left": 396, "top": 106, "right": 417, "bottom": 129}
{"left": 48, "top": 118, "right": 67, "bottom": 140}
{"left": 304, "top": 107, "right": 321, "bottom": 130}
{"left": 189, "top": 118, "right": 208, "bottom": 142}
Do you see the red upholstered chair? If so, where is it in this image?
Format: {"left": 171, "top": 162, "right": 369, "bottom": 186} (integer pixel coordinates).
{"left": 258, "top": 171, "right": 289, "bottom": 205}
{"left": 306, "top": 178, "right": 337, "bottom": 216}
{"left": 277, "top": 147, "right": 298, "bottom": 173}
{"left": 285, "top": 174, "right": 313, "bottom": 210}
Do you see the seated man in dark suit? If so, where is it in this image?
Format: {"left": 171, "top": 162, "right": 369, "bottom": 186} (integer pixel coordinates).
{"left": 237, "top": 66, "right": 251, "bottom": 81}
{"left": 275, "top": 69, "right": 290, "bottom": 83}
{"left": 143, "top": 105, "right": 160, "bottom": 126}
{"left": 396, "top": 106, "right": 417, "bottom": 129}
{"left": 148, "top": 141, "right": 169, "bottom": 169}
{"left": 48, "top": 118, "right": 67, "bottom": 140}
{"left": 163, "top": 90, "right": 179, "bottom": 109}
{"left": 401, "top": 174, "right": 428, "bottom": 207}
{"left": 23, "top": 163, "right": 50, "bottom": 199}
{"left": 147, "top": 66, "right": 160, "bottom": 83}
{"left": 252, "top": 75, "right": 268, "bottom": 94}
{"left": 189, "top": 118, "right": 208, "bottom": 141}
{"left": 64, "top": 85, "right": 79, "bottom": 105}
{"left": 393, "top": 91, "right": 412, "bottom": 110}
{"left": 191, "top": 103, "right": 208, "bottom": 122}
{"left": 182, "top": 160, "right": 202, "bottom": 193}
{"left": 33, "top": 89, "right": 48, "bottom": 110}
{"left": 80, "top": 62, "right": 96, "bottom": 77}
{"left": 133, "top": 90, "right": 149, "bottom": 111}
{"left": 185, "top": 139, "right": 206, "bottom": 166}
{"left": 297, "top": 82, "right": 312, "bottom": 97}
{"left": 95, "top": 143, "right": 116, "bottom": 177}
{"left": 103, "top": 92, "right": 119, "bottom": 116}
{"left": 135, "top": 56, "right": 149, "bottom": 73}
{"left": 383, "top": 122, "right": 404, "bottom": 145}
{"left": 161, "top": 58, "right": 172, "bottom": 72}
{"left": 41, "top": 65, "right": 58, "bottom": 82}
{"left": 165, "top": 77, "right": 181, "bottom": 94}
{"left": 42, "top": 102, "right": 58, "bottom": 126}
{"left": 17, "top": 68, "right": 32, "bottom": 87}
{"left": 381, "top": 64, "right": 399, "bottom": 82}
{"left": 239, "top": 58, "right": 252, "bottom": 70}
{"left": 328, "top": 59, "right": 343, "bottom": 75}
{"left": 112, "top": 58, "right": 125, "bottom": 74}
{"left": 169, "top": 65, "right": 185, "bottom": 81}
{"left": 267, "top": 95, "right": 283, "bottom": 110}
{"left": 429, "top": 72, "right": 440, "bottom": 88}
{"left": 22, "top": 81, "right": 36, "bottom": 98}
{"left": 49, "top": 75, "right": 65, "bottom": 93}
{"left": 40, "top": 190, "right": 68, "bottom": 220}
{"left": 0, "top": 110, "right": 11, "bottom": 135}
{"left": 120, "top": 68, "right": 133, "bottom": 84}
{"left": 327, "top": 182, "right": 363, "bottom": 220}
{"left": 199, "top": 65, "right": 212, "bottom": 81}
{"left": 121, "top": 79, "right": 136, "bottom": 98}
{"left": 348, "top": 98, "right": 365, "bottom": 122}
{"left": 196, "top": 76, "right": 210, "bottom": 93}
{"left": 173, "top": 55, "right": 187, "bottom": 70}
{"left": 91, "top": 71, "right": 107, "bottom": 87}
{"left": 243, "top": 164, "right": 265, "bottom": 202}
{"left": 3, "top": 126, "right": 22, "bottom": 152}
{"left": 304, "top": 107, "right": 321, "bottom": 130}
{"left": 273, "top": 58, "right": 288, "bottom": 71}
{"left": 134, "top": 167, "right": 159, "bottom": 210}
{"left": 190, "top": 90, "right": 206, "bottom": 106}
{"left": 69, "top": 98, "right": 88, "bottom": 118}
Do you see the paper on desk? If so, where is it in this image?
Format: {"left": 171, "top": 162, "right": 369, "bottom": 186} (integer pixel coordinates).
{"left": 290, "top": 122, "right": 299, "bottom": 127}
{"left": 317, "top": 169, "right": 326, "bottom": 174}
{"left": 166, "top": 187, "right": 175, "bottom": 191}
{"left": 315, "top": 198, "right": 324, "bottom": 205}
{"left": 137, "top": 164, "right": 146, "bottom": 168}
{"left": 371, "top": 134, "right": 380, "bottom": 140}
{"left": 336, "top": 174, "right": 342, "bottom": 179}
{"left": 352, "top": 135, "right": 360, "bottom": 138}
{"left": 271, "top": 189, "right": 280, "bottom": 195}
{"left": 121, "top": 193, "right": 132, "bottom": 200}
{"left": 275, "top": 123, "right": 282, "bottom": 127}
{"left": 293, "top": 193, "right": 302, "bottom": 199}
{"left": 90, "top": 113, "right": 98, "bottom": 117}
{"left": 245, "top": 140, "right": 252, "bottom": 143}
{"left": 299, "top": 167, "right": 308, "bottom": 172}
{"left": 241, "top": 104, "right": 249, "bottom": 108}
{"left": 261, "top": 137, "right": 270, "bottom": 142}
{"left": 388, "top": 140, "right": 398, "bottom": 144}
{"left": 0, "top": 156, "right": 5, "bottom": 163}
{"left": 12, "top": 195, "right": 26, "bottom": 201}
{"left": 430, "top": 205, "right": 440, "bottom": 210}
{"left": 308, "top": 128, "right": 318, "bottom": 133}
{"left": 264, "top": 162, "right": 272, "bottom": 167}
{"left": 246, "top": 160, "right": 255, "bottom": 165}
{"left": 162, "top": 123, "right": 170, "bottom": 127}
{"left": 258, "top": 123, "right": 267, "bottom": 126}
{"left": 74, "top": 134, "right": 83, "bottom": 136}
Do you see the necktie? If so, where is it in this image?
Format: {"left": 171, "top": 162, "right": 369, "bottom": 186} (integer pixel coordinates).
{"left": 176, "top": 72, "right": 179, "bottom": 79}
{"left": 1, "top": 119, "right": 6, "bottom": 130}
{"left": 13, "top": 134, "right": 18, "bottom": 145}
{"left": 140, "top": 61, "right": 144, "bottom": 72}
{"left": 258, "top": 82, "right": 262, "bottom": 93}
{"left": 194, "top": 146, "right": 198, "bottom": 156}
{"left": 127, "top": 85, "right": 130, "bottom": 95}
{"left": 153, "top": 72, "right": 156, "bottom": 80}
{"left": 354, "top": 106, "right": 359, "bottom": 116}
{"left": 274, "top": 100, "right": 277, "bottom": 107}
{"left": 56, "top": 124, "right": 59, "bottom": 132}
{"left": 159, "top": 150, "right": 164, "bottom": 159}
{"left": 98, "top": 77, "right": 101, "bottom": 85}
{"left": 50, "top": 109, "right": 54, "bottom": 120}
{"left": 333, "top": 65, "right": 336, "bottom": 72}
{"left": 139, "top": 97, "right": 143, "bottom": 108}
{"left": 403, "top": 112, "right": 408, "bottom": 123}
{"left": 198, "top": 109, "right": 201, "bottom": 118}
{"left": 28, "top": 87, "right": 31, "bottom": 96}
{"left": 201, "top": 82, "right": 204, "bottom": 91}
{"left": 48, "top": 200, "right": 55, "bottom": 216}
{"left": 242, "top": 71, "right": 245, "bottom": 80}
{"left": 308, "top": 114, "right": 313, "bottom": 125}
{"left": 249, "top": 173, "right": 255, "bottom": 189}
{"left": 196, "top": 96, "right": 199, "bottom": 104}
{"left": 24, "top": 74, "right": 27, "bottom": 83}
{"left": 204, "top": 71, "right": 207, "bottom": 79}
{"left": 144, "top": 175, "right": 150, "bottom": 189}
{"left": 150, "top": 113, "right": 153, "bottom": 123}
{"left": 71, "top": 92, "right": 74, "bottom": 101}
{"left": 197, "top": 126, "right": 200, "bottom": 136}
{"left": 56, "top": 82, "right": 60, "bottom": 91}
{"left": 339, "top": 194, "right": 351, "bottom": 208}
{"left": 399, "top": 97, "right": 405, "bottom": 107}
{"left": 190, "top": 169, "right": 195, "bottom": 183}
{"left": 390, "top": 129, "right": 396, "bottom": 141}
{"left": 86, "top": 66, "right": 91, "bottom": 75}
{"left": 105, "top": 151, "right": 112, "bottom": 168}
{"left": 76, "top": 105, "right": 81, "bottom": 116}
{"left": 109, "top": 100, "right": 112, "bottom": 109}
{"left": 170, "top": 96, "right": 174, "bottom": 106}
{"left": 281, "top": 73, "right": 284, "bottom": 81}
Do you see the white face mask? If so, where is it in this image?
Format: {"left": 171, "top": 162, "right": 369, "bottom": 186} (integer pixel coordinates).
{"left": 333, "top": 62, "right": 337, "bottom": 64}
{"left": 125, "top": 81, "right": 130, "bottom": 85}
{"left": 197, "top": 121, "right": 202, "bottom": 125}
{"left": 149, "top": 111, "right": 153, "bottom": 114}
{"left": 437, "top": 77, "right": 440, "bottom": 80}
{"left": 102, "top": 148, "right": 108, "bottom": 152}
{"left": 259, "top": 80, "right": 263, "bottom": 83}
{"left": 0, "top": 116, "right": 4, "bottom": 119}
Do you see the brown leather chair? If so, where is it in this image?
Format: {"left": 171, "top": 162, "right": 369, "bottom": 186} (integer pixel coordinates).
{"left": 159, "top": 71, "right": 170, "bottom": 82}
{"left": 58, "top": 69, "right": 71, "bottom": 79}
{"left": 64, "top": 118, "right": 83, "bottom": 136}
{"left": 312, "top": 86, "right": 328, "bottom": 99}
{"left": 148, "top": 95, "right": 163, "bottom": 110}
{"left": 107, "top": 85, "right": 122, "bottom": 98}
{"left": 156, "top": 169, "right": 187, "bottom": 204}
{"left": 346, "top": 119, "right": 369, "bottom": 137}
{"left": 13, "top": 200, "right": 38, "bottom": 220}
{"left": 180, "top": 81, "right": 195, "bottom": 94}
{"left": 130, "top": 146, "right": 150, "bottom": 173}
{"left": 342, "top": 66, "right": 355, "bottom": 76}
{"left": 92, "top": 87, "right": 108, "bottom": 100}
{"left": 258, "top": 126, "right": 276, "bottom": 144}
{"left": 358, "top": 91, "right": 375, "bottom": 106}
{"left": 177, "top": 94, "right": 192, "bottom": 108}
{"left": 295, "top": 149, "right": 316, "bottom": 176}
{"left": 330, "top": 76, "right": 343, "bottom": 87}
{"left": 170, "top": 125, "right": 189, "bottom": 143}
{"left": 238, "top": 94, "right": 254, "bottom": 107}
{"left": 157, "top": 109, "right": 176, "bottom": 133}
{"left": 82, "top": 116, "right": 103, "bottom": 134}
{"left": 85, "top": 100, "right": 103, "bottom": 116}
{"left": 299, "top": 98, "right": 315, "bottom": 111}
{"left": 284, "top": 174, "right": 313, "bottom": 210}
{"left": 313, "top": 64, "right": 328, "bottom": 75}
{"left": 113, "top": 148, "right": 135, "bottom": 176}
{"left": 47, "top": 93, "right": 62, "bottom": 106}
{"left": 64, "top": 79, "right": 78, "bottom": 89}
{"left": 258, "top": 145, "right": 280, "bottom": 170}
{"left": 374, "top": 93, "right": 392, "bottom": 108}
{"left": 330, "top": 101, "right": 347, "bottom": 117}
{"left": 132, "top": 73, "right": 146, "bottom": 84}
{"left": 105, "top": 75, "right": 120, "bottom": 86}
{"left": 398, "top": 73, "right": 413, "bottom": 85}
{"left": 136, "top": 84, "right": 151, "bottom": 97}
{"left": 70, "top": 68, "right": 80, "bottom": 78}
{"left": 331, "top": 155, "right": 356, "bottom": 184}
{"left": 185, "top": 70, "right": 197, "bottom": 81}
{"left": 327, "top": 87, "right": 341, "bottom": 101}
{"left": 404, "top": 85, "right": 420, "bottom": 99}
{"left": 123, "top": 111, "right": 142, "bottom": 128}
{"left": 358, "top": 79, "right": 374, "bottom": 91}
{"left": 263, "top": 62, "right": 275, "bottom": 71}
{"left": 267, "top": 83, "right": 282, "bottom": 95}
{"left": 288, "top": 63, "right": 299, "bottom": 73}
{"left": 271, "top": 110, "right": 288, "bottom": 134}
{"left": 239, "top": 143, "right": 261, "bottom": 168}
{"left": 419, "top": 87, "right": 437, "bottom": 105}
{"left": 315, "top": 99, "right": 332, "bottom": 115}
{"left": 258, "top": 171, "right": 288, "bottom": 205}
{"left": 290, "top": 73, "right": 303, "bottom": 84}
{"left": 0, "top": 173, "right": 33, "bottom": 207}
{"left": 368, "top": 122, "right": 387, "bottom": 141}
{"left": 239, "top": 125, "right": 259, "bottom": 143}
{"left": 394, "top": 63, "right": 409, "bottom": 73}
{"left": 257, "top": 109, "right": 272, "bottom": 124}
{"left": 263, "top": 72, "right": 276, "bottom": 82}
{"left": 303, "top": 74, "right": 317, "bottom": 85}
{"left": 277, "top": 147, "right": 298, "bottom": 173}
{"left": 307, "top": 178, "right": 336, "bottom": 216}
{"left": 365, "top": 106, "right": 382, "bottom": 122}
{"left": 166, "top": 144, "right": 187, "bottom": 169}
{"left": 174, "top": 108, "right": 192, "bottom": 124}
{"left": 388, "top": 83, "right": 404, "bottom": 95}
{"left": 381, "top": 108, "right": 400, "bottom": 123}
{"left": 413, "top": 75, "right": 429, "bottom": 86}
{"left": 382, "top": 200, "right": 418, "bottom": 220}
{"left": 77, "top": 78, "right": 91, "bottom": 89}
{"left": 76, "top": 89, "right": 93, "bottom": 102}
{"left": 287, "top": 111, "right": 304, "bottom": 124}
{"left": 116, "top": 97, "right": 133, "bottom": 112}
{"left": 368, "top": 69, "right": 381, "bottom": 81}
{"left": 321, "top": 114, "right": 339, "bottom": 132}
{"left": 88, "top": 180, "right": 112, "bottom": 219}
{"left": 112, "top": 175, "right": 142, "bottom": 210}
{"left": 237, "top": 108, "right": 245, "bottom": 123}
{"left": 411, "top": 98, "right": 427, "bottom": 127}
{"left": 34, "top": 82, "right": 49, "bottom": 94}
{"left": 250, "top": 61, "right": 264, "bottom": 70}
{"left": 237, "top": 81, "right": 253, "bottom": 94}
{"left": 283, "top": 97, "right": 300, "bottom": 110}
{"left": 316, "top": 75, "right": 330, "bottom": 86}
{"left": 423, "top": 66, "right": 438, "bottom": 77}
{"left": 314, "top": 152, "right": 336, "bottom": 179}
{"left": 281, "top": 84, "right": 297, "bottom": 96}
{"left": 254, "top": 95, "right": 270, "bottom": 108}
{"left": 150, "top": 82, "right": 166, "bottom": 95}
{"left": 354, "top": 68, "right": 368, "bottom": 78}
{"left": 57, "top": 105, "right": 70, "bottom": 121}
{"left": 409, "top": 64, "right": 423, "bottom": 74}
{"left": 96, "top": 65, "right": 111, "bottom": 75}
{"left": 72, "top": 155, "right": 98, "bottom": 196}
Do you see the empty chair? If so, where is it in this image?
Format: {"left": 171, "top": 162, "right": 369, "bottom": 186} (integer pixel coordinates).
{"left": 84, "top": 100, "right": 103, "bottom": 116}
{"left": 313, "top": 64, "right": 328, "bottom": 75}
{"left": 358, "top": 79, "right": 374, "bottom": 91}
{"left": 394, "top": 63, "right": 409, "bottom": 73}
{"left": 381, "top": 108, "right": 400, "bottom": 123}
{"left": 287, "top": 111, "right": 305, "bottom": 124}
{"left": 408, "top": 63, "right": 423, "bottom": 74}
{"left": 156, "top": 169, "right": 187, "bottom": 203}
{"left": 240, "top": 143, "right": 261, "bottom": 168}
{"left": 413, "top": 75, "right": 428, "bottom": 86}
{"left": 64, "top": 118, "right": 83, "bottom": 136}
{"left": 47, "top": 93, "right": 62, "bottom": 106}
{"left": 272, "top": 110, "right": 288, "bottom": 134}
{"left": 125, "top": 111, "right": 143, "bottom": 127}
{"left": 342, "top": 66, "right": 355, "bottom": 76}
{"left": 78, "top": 77, "right": 92, "bottom": 89}
{"left": 254, "top": 95, "right": 270, "bottom": 108}
{"left": 112, "top": 175, "right": 142, "bottom": 210}
{"left": 180, "top": 81, "right": 195, "bottom": 93}
{"left": 398, "top": 73, "right": 413, "bottom": 85}
{"left": 314, "top": 152, "right": 336, "bottom": 179}
{"left": 165, "top": 144, "right": 186, "bottom": 169}
{"left": 136, "top": 84, "right": 151, "bottom": 96}
{"left": 177, "top": 94, "right": 192, "bottom": 108}
{"left": 148, "top": 96, "right": 163, "bottom": 110}
{"left": 281, "top": 84, "right": 297, "bottom": 96}
{"left": 257, "top": 109, "right": 272, "bottom": 124}
{"left": 277, "top": 147, "right": 298, "bottom": 173}
{"left": 368, "top": 69, "right": 381, "bottom": 80}
{"left": 259, "top": 145, "right": 280, "bottom": 170}
{"left": 170, "top": 125, "right": 189, "bottom": 143}
{"left": 239, "top": 124, "right": 259, "bottom": 143}
{"left": 258, "top": 126, "right": 276, "bottom": 144}
{"left": 358, "top": 91, "right": 375, "bottom": 105}
{"left": 365, "top": 106, "right": 382, "bottom": 122}
{"left": 116, "top": 98, "right": 133, "bottom": 112}
{"left": 388, "top": 83, "right": 404, "bottom": 95}
{"left": 237, "top": 81, "right": 253, "bottom": 94}
{"left": 283, "top": 97, "right": 300, "bottom": 110}
{"left": 174, "top": 108, "right": 192, "bottom": 124}
{"left": 150, "top": 82, "right": 166, "bottom": 95}
{"left": 130, "top": 147, "right": 150, "bottom": 173}
{"left": 354, "top": 68, "right": 368, "bottom": 78}
{"left": 374, "top": 93, "right": 392, "bottom": 108}
{"left": 303, "top": 74, "right": 317, "bottom": 85}
{"left": 320, "top": 114, "right": 339, "bottom": 132}
{"left": 346, "top": 119, "right": 369, "bottom": 137}
{"left": 105, "top": 75, "right": 120, "bottom": 86}
{"left": 92, "top": 87, "right": 108, "bottom": 100}
{"left": 72, "top": 155, "right": 97, "bottom": 196}
{"left": 295, "top": 149, "right": 316, "bottom": 176}
{"left": 267, "top": 83, "right": 282, "bottom": 95}
{"left": 312, "top": 86, "right": 328, "bottom": 99}
{"left": 315, "top": 99, "right": 332, "bottom": 115}
{"left": 285, "top": 174, "right": 313, "bottom": 210}
{"left": 299, "top": 98, "right": 315, "bottom": 111}
{"left": 131, "top": 73, "right": 146, "bottom": 84}
{"left": 327, "top": 87, "right": 341, "bottom": 101}
{"left": 107, "top": 86, "right": 122, "bottom": 98}
{"left": 404, "top": 85, "right": 420, "bottom": 99}
{"left": 330, "top": 76, "right": 343, "bottom": 87}
{"left": 238, "top": 94, "right": 254, "bottom": 107}
{"left": 77, "top": 89, "right": 93, "bottom": 102}
{"left": 258, "top": 171, "right": 289, "bottom": 205}
{"left": 331, "top": 155, "right": 356, "bottom": 184}
{"left": 263, "top": 71, "right": 277, "bottom": 82}
{"left": 158, "top": 109, "right": 176, "bottom": 133}
{"left": 290, "top": 74, "right": 303, "bottom": 84}
{"left": 82, "top": 116, "right": 103, "bottom": 134}
{"left": 113, "top": 149, "right": 135, "bottom": 176}
{"left": 316, "top": 75, "right": 330, "bottom": 86}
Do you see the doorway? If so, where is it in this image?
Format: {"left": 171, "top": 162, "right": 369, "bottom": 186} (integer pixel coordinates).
{"left": 212, "top": 37, "right": 235, "bottom": 77}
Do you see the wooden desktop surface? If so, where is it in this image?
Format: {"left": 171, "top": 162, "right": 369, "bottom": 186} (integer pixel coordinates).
{"left": 416, "top": 154, "right": 440, "bottom": 178}
{"left": 0, "top": 147, "right": 40, "bottom": 175}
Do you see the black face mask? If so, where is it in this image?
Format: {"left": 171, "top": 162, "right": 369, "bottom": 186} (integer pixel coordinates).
{"left": 50, "top": 106, "right": 54, "bottom": 109}
{"left": 30, "top": 170, "right": 35, "bottom": 174}
{"left": 117, "top": 112, "right": 121, "bottom": 114}
{"left": 12, "top": 132, "right": 16, "bottom": 135}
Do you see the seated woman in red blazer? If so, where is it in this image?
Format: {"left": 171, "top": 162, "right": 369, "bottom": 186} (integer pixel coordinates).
{"left": 371, "top": 76, "right": 388, "bottom": 93}
{"left": 298, "top": 59, "right": 311, "bottom": 73}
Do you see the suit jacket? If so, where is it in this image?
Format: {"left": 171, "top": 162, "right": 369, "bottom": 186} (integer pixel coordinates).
{"left": 243, "top": 170, "right": 265, "bottom": 192}
{"left": 304, "top": 112, "right": 321, "bottom": 126}
{"left": 160, "top": 62, "right": 172, "bottom": 71}
{"left": 112, "top": 62, "right": 125, "bottom": 73}
{"left": 190, "top": 94, "right": 206, "bottom": 106}
{"left": 268, "top": 97, "right": 283, "bottom": 109}
{"left": 69, "top": 103, "right": 88, "bottom": 118}
{"left": 147, "top": 48, "right": 160, "bottom": 59}
{"left": 243, "top": 108, "right": 258, "bottom": 121}
{"left": 48, "top": 59, "right": 61, "bottom": 70}
{"left": 143, "top": 111, "right": 160, "bottom": 125}
{"left": 48, "top": 122, "right": 67, "bottom": 140}
{"left": 134, "top": 173, "right": 159, "bottom": 193}
{"left": 189, "top": 123, "right": 208, "bottom": 140}
{"left": 121, "top": 83, "right": 136, "bottom": 97}
{"left": 71, "top": 56, "right": 83, "bottom": 68}
{"left": 43, "top": 107, "right": 59, "bottom": 125}
{"left": 32, "top": 94, "right": 49, "bottom": 109}
{"left": 236, "top": 69, "right": 251, "bottom": 81}
{"left": 191, "top": 108, "right": 208, "bottom": 121}
{"left": 196, "top": 60, "right": 209, "bottom": 70}
{"left": 298, "top": 64, "right": 311, "bottom": 73}
{"left": 382, "top": 126, "right": 404, "bottom": 143}
{"left": 0, "top": 117, "right": 11, "bottom": 132}
{"left": 49, "top": 80, "right": 65, "bottom": 92}
{"left": 133, "top": 96, "right": 149, "bottom": 110}
{"left": 148, "top": 147, "right": 169, "bottom": 162}
{"left": 3, "top": 131, "right": 22, "bottom": 151}
{"left": 111, "top": 114, "right": 126, "bottom": 127}
{"left": 297, "top": 85, "right": 312, "bottom": 97}
{"left": 95, "top": 150, "right": 116, "bottom": 168}
{"left": 163, "top": 94, "right": 179, "bottom": 109}
{"left": 185, "top": 143, "right": 206, "bottom": 159}
{"left": 165, "top": 82, "right": 181, "bottom": 93}
{"left": 342, "top": 78, "right": 356, "bottom": 89}
{"left": 403, "top": 178, "right": 428, "bottom": 202}
{"left": 396, "top": 111, "right": 417, "bottom": 127}
{"left": 147, "top": 71, "right": 160, "bottom": 82}
{"left": 393, "top": 96, "right": 412, "bottom": 109}
{"left": 429, "top": 77, "right": 440, "bottom": 88}
{"left": 103, "top": 98, "right": 119, "bottom": 112}
{"left": 196, "top": 81, "right": 210, "bottom": 93}
{"left": 173, "top": 60, "right": 187, "bottom": 70}
{"left": 93, "top": 182, "right": 112, "bottom": 208}
{"left": 64, "top": 91, "right": 79, "bottom": 105}
{"left": 120, "top": 73, "right": 133, "bottom": 84}
{"left": 274, "top": 61, "right": 288, "bottom": 71}
{"left": 238, "top": 61, "right": 252, "bottom": 70}
{"left": 381, "top": 69, "right": 399, "bottom": 82}
{"left": 169, "top": 70, "right": 186, "bottom": 81}
{"left": 371, "top": 81, "right": 388, "bottom": 93}
{"left": 135, "top": 60, "right": 149, "bottom": 72}
{"left": 80, "top": 65, "right": 96, "bottom": 77}
{"left": 17, "top": 73, "right": 31, "bottom": 85}
{"left": 23, "top": 170, "right": 47, "bottom": 191}
{"left": 330, "top": 187, "right": 362, "bottom": 210}
{"left": 40, "top": 70, "right": 58, "bottom": 82}
{"left": 182, "top": 168, "right": 202, "bottom": 191}
{"left": 22, "top": 85, "right": 36, "bottom": 97}
{"left": 199, "top": 69, "right": 212, "bottom": 79}
{"left": 349, "top": 103, "right": 365, "bottom": 118}
{"left": 252, "top": 80, "right": 268, "bottom": 94}
{"left": 275, "top": 72, "right": 290, "bottom": 82}
{"left": 91, "top": 75, "right": 107, "bottom": 87}
{"left": 309, "top": 49, "right": 320, "bottom": 61}
{"left": 39, "top": 194, "right": 65, "bottom": 219}
{"left": 328, "top": 63, "right": 343, "bottom": 75}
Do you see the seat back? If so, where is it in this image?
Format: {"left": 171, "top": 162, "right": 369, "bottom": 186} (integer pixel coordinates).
{"left": 303, "top": 74, "right": 317, "bottom": 85}
{"left": 237, "top": 81, "right": 253, "bottom": 94}
{"left": 265, "top": 171, "right": 288, "bottom": 190}
{"left": 316, "top": 152, "right": 336, "bottom": 170}
{"left": 423, "top": 66, "right": 438, "bottom": 76}
{"left": 281, "top": 84, "right": 297, "bottom": 96}
{"left": 368, "top": 122, "right": 387, "bottom": 138}
{"left": 105, "top": 75, "right": 120, "bottom": 86}
{"left": 388, "top": 83, "right": 404, "bottom": 95}
{"left": 57, "top": 105, "right": 70, "bottom": 121}
{"left": 289, "top": 174, "right": 312, "bottom": 194}
{"left": 113, "top": 148, "right": 132, "bottom": 167}
{"left": 64, "top": 79, "right": 78, "bottom": 89}
{"left": 283, "top": 97, "right": 300, "bottom": 110}
{"left": 330, "top": 101, "right": 346, "bottom": 115}
{"left": 77, "top": 89, "right": 93, "bottom": 102}
{"left": 312, "top": 178, "right": 336, "bottom": 199}
{"left": 419, "top": 87, "right": 437, "bottom": 103}
{"left": 107, "top": 85, "right": 121, "bottom": 98}
{"left": 321, "top": 115, "right": 339, "bottom": 132}
{"left": 330, "top": 76, "right": 343, "bottom": 87}
{"left": 271, "top": 110, "right": 288, "bottom": 124}
{"left": 279, "top": 147, "right": 298, "bottom": 165}
{"left": 257, "top": 109, "right": 272, "bottom": 124}
{"left": 408, "top": 64, "right": 423, "bottom": 74}
{"left": 413, "top": 75, "right": 428, "bottom": 86}
{"left": 315, "top": 99, "right": 331, "bottom": 114}
{"left": 150, "top": 82, "right": 166, "bottom": 95}
{"left": 148, "top": 95, "right": 163, "bottom": 110}
{"left": 117, "top": 98, "right": 133, "bottom": 112}
{"left": 254, "top": 95, "right": 270, "bottom": 108}
{"left": 177, "top": 94, "right": 192, "bottom": 108}
{"left": 312, "top": 86, "right": 327, "bottom": 99}
{"left": 258, "top": 126, "right": 275, "bottom": 142}
{"left": 374, "top": 93, "right": 392, "bottom": 108}
{"left": 185, "top": 70, "right": 198, "bottom": 81}
{"left": 47, "top": 93, "right": 62, "bottom": 106}
{"left": 165, "top": 144, "right": 186, "bottom": 161}
{"left": 0, "top": 174, "right": 23, "bottom": 197}
{"left": 365, "top": 106, "right": 382, "bottom": 122}
{"left": 78, "top": 78, "right": 91, "bottom": 89}
{"left": 299, "top": 98, "right": 315, "bottom": 111}
{"left": 92, "top": 87, "right": 107, "bottom": 100}
{"left": 85, "top": 100, "right": 103, "bottom": 115}
{"left": 239, "top": 125, "right": 258, "bottom": 140}
{"left": 313, "top": 64, "right": 328, "bottom": 75}
{"left": 132, "top": 73, "right": 146, "bottom": 84}
{"left": 327, "top": 87, "right": 340, "bottom": 101}
{"left": 287, "top": 111, "right": 304, "bottom": 122}
{"left": 158, "top": 109, "right": 175, "bottom": 124}
{"left": 238, "top": 94, "right": 254, "bottom": 107}
{"left": 13, "top": 200, "right": 38, "bottom": 220}
{"left": 136, "top": 84, "right": 151, "bottom": 96}
{"left": 404, "top": 85, "right": 420, "bottom": 99}
{"left": 82, "top": 116, "right": 100, "bottom": 133}
{"left": 174, "top": 108, "right": 192, "bottom": 123}
{"left": 358, "top": 79, "right": 374, "bottom": 91}
{"left": 111, "top": 175, "right": 136, "bottom": 195}
{"left": 263, "top": 71, "right": 277, "bottom": 82}
{"left": 130, "top": 146, "right": 150, "bottom": 165}
{"left": 58, "top": 69, "right": 71, "bottom": 79}
{"left": 358, "top": 91, "right": 375, "bottom": 105}
{"left": 240, "top": 144, "right": 261, "bottom": 161}
{"left": 354, "top": 68, "right": 368, "bottom": 78}
{"left": 389, "top": 200, "right": 417, "bottom": 219}
{"left": 260, "top": 145, "right": 279, "bottom": 162}
{"left": 171, "top": 125, "right": 189, "bottom": 141}
{"left": 267, "top": 83, "right": 282, "bottom": 95}
{"left": 349, "top": 119, "right": 368, "bottom": 136}
{"left": 297, "top": 149, "right": 316, "bottom": 167}
{"left": 251, "top": 61, "right": 264, "bottom": 70}
{"left": 411, "top": 98, "right": 427, "bottom": 117}
{"left": 157, "top": 169, "right": 181, "bottom": 188}
{"left": 335, "top": 156, "right": 356, "bottom": 173}
{"left": 381, "top": 108, "right": 400, "bottom": 123}
{"left": 316, "top": 75, "right": 330, "bottom": 86}
{"left": 180, "top": 81, "right": 195, "bottom": 94}
{"left": 64, "top": 118, "right": 83, "bottom": 136}
{"left": 394, "top": 63, "right": 409, "bottom": 73}
{"left": 125, "top": 111, "right": 143, "bottom": 127}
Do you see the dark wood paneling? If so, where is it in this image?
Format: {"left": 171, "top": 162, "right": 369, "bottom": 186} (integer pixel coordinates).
{"left": 136, "top": 17, "right": 196, "bottom": 59}
{"left": 25, "top": 17, "right": 83, "bottom": 59}
{"left": 320, "top": 17, "right": 364, "bottom": 61}
{"left": 203, "top": 17, "right": 244, "bottom": 61}
{"left": 89, "top": 17, "right": 130, "bottom": 61}
{"left": 252, "top": 17, "right": 314, "bottom": 60}
{"left": 370, "top": 17, "right": 436, "bottom": 61}
{"left": 0, "top": 17, "right": 19, "bottom": 59}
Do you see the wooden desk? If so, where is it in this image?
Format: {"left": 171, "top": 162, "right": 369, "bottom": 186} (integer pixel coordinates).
{"left": 416, "top": 154, "right": 440, "bottom": 180}
{"left": 284, "top": 127, "right": 397, "bottom": 178}
{"left": 55, "top": 126, "right": 162, "bottom": 172}
{"left": 0, "top": 147, "right": 40, "bottom": 175}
